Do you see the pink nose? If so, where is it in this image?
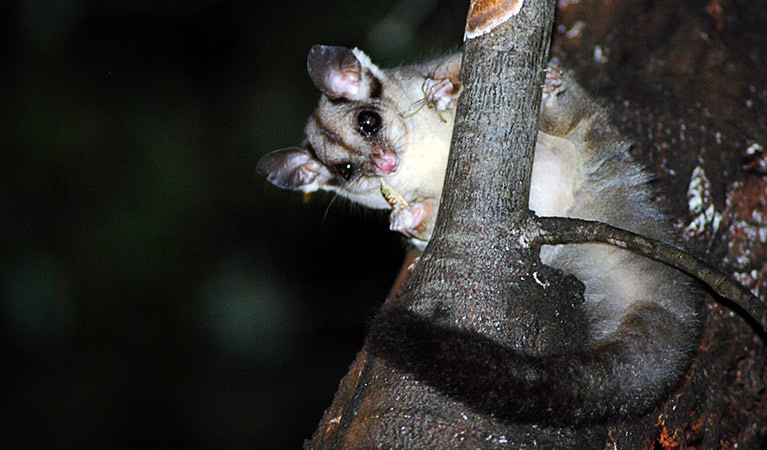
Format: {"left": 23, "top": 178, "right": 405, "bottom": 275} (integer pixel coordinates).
{"left": 375, "top": 151, "right": 399, "bottom": 175}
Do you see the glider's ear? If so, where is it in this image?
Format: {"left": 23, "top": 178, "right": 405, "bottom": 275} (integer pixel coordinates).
{"left": 307, "top": 45, "right": 381, "bottom": 101}
{"left": 256, "top": 147, "right": 330, "bottom": 191}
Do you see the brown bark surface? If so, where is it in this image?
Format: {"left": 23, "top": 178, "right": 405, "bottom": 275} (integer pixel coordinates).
{"left": 552, "top": 1, "right": 767, "bottom": 445}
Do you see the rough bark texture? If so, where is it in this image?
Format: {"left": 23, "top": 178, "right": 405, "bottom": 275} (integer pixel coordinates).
{"left": 306, "top": 0, "right": 767, "bottom": 448}
{"left": 406, "top": 0, "right": 581, "bottom": 356}
{"left": 550, "top": 0, "right": 767, "bottom": 447}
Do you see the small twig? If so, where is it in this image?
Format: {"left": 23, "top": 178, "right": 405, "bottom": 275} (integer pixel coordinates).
{"left": 532, "top": 216, "right": 767, "bottom": 332}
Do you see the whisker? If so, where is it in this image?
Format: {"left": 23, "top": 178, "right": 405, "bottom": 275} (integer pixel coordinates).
{"left": 323, "top": 192, "right": 340, "bottom": 224}
{"left": 399, "top": 98, "right": 426, "bottom": 118}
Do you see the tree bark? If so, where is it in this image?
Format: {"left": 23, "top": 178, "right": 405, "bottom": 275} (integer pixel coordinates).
{"left": 550, "top": 0, "right": 767, "bottom": 447}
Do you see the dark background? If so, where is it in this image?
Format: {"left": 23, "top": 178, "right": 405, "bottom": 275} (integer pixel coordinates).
{"left": 0, "top": 1, "right": 469, "bottom": 448}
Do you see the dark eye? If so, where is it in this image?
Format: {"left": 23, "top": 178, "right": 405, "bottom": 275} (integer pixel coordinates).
{"left": 335, "top": 163, "right": 353, "bottom": 180}
{"left": 357, "top": 110, "right": 381, "bottom": 137}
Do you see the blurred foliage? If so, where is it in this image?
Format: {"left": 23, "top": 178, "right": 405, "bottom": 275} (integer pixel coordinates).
{"left": 0, "top": 1, "right": 467, "bottom": 448}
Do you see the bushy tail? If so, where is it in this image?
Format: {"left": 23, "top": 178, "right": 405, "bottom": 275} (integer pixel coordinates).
{"left": 368, "top": 302, "right": 698, "bottom": 426}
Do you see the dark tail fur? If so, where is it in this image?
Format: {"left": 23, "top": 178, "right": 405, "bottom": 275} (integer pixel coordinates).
{"left": 368, "top": 302, "right": 698, "bottom": 426}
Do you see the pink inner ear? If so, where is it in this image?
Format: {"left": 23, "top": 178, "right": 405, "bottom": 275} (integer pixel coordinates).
{"left": 329, "top": 69, "right": 361, "bottom": 99}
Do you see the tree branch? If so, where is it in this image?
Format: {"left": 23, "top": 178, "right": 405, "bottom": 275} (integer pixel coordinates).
{"left": 532, "top": 216, "right": 767, "bottom": 332}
